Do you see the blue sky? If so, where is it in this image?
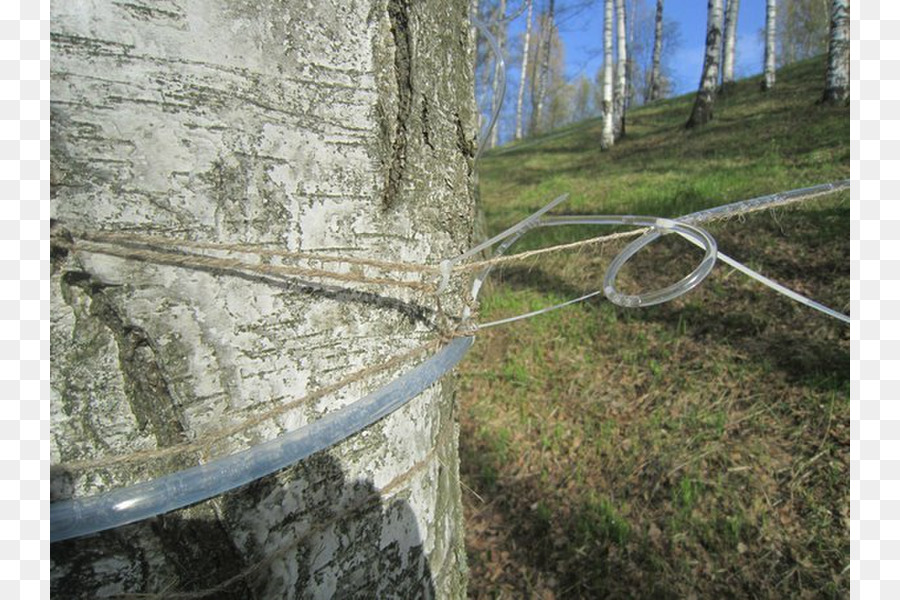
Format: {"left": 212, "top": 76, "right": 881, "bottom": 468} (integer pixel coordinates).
{"left": 507, "top": 0, "right": 769, "bottom": 96}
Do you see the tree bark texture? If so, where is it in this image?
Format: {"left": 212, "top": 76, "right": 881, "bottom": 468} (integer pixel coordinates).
{"left": 514, "top": 0, "right": 534, "bottom": 140}
{"left": 721, "top": 0, "right": 740, "bottom": 87}
{"left": 613, "top": 0, "right": 627, "bottom": 138}
{"left": 686, "top": 0, "right": 724, "bottom": 128}
{"left": 648, "top": 0, "right": 664, "bottom": 102}
{"left": 50, "top": 1, "right": 477, "bottom": 598}
{"left": 822, "top": 0, "right": 849, "bottom": 103}
{"left": 601, "top": 0, "right": 615, "bottom": 149}
{"left": 763, "top": 0, "right": 777, "bottom": 91}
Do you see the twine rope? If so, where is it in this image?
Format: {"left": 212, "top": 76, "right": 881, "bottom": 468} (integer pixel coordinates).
{"left": 50, "top": 183, "right": 849, "bottom": 476}
{"left": 55, "top": 183, "right": 847, "bottom": 291}
{"left": 53, "top": 338, "right": 445, "bottom": 474}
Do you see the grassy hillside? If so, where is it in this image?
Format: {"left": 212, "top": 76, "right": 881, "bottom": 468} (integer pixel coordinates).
{"left": 478, "top": 56, "right": 848, "bottom": 231}
{"left": 459, "top": 55, "right": 850, "bottom": 599}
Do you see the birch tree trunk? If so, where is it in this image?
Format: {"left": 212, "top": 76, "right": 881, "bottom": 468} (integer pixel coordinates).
{"left": 533, "top": 0, "right": 555, "bottom": 135}
{"left": 601, "top": 0, "right": 616, "bottom": 149}
{"left": 515, "top": 0, "right": 534, "bottom": 140}
{"left": 50, "top": 1, "right": 477, "bottom": 598}
{"left": 686, "top": 0, "right": 724, "bottom": 128}
{"left": 625, "top": 0, "right": 636, "bottom": 110}
{"left": 648, "top": 0, "right": 664, "bottom": 102}
{"left": 613, "top": 0, "right": 628, "bottom": 138}
{"left": 721, "top": 0, "right": 740, "bottom": 88}
{"left": 489, "top": 0, "right": 508, "bottom": 148}
{"left": 762, "top": 0, "right": 777, "bottom": 91}
{"left": 822, "top": 0, "right": 849, "bottom": 103}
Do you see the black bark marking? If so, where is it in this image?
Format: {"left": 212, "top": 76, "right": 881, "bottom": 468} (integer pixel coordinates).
{"left": 383, "top": 0, "right": 413, "bottom": 209}
{"left": 455, "top": 112, "right": 474, "bottom": 175}
{"left": 60, "top": 272, "right": 187, "bottom": 448}
{"left": 421, "top": 94, "right": 434, "bottom": 151}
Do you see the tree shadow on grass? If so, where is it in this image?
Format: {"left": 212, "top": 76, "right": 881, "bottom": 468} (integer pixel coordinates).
{"left": 487, "top": 260, "right": 847, "bottom": 392}
{"left": 51, "top": 452, "right": 436, "bottom": 599}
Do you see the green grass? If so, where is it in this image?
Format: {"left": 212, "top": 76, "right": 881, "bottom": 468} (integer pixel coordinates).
{"left": 459, "top": 55, "right": 849, "bottom": 599}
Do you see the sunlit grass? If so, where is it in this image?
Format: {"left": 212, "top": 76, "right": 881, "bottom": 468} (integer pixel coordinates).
{"left": 460, "top": 55, "right": 849, "bottom": 599}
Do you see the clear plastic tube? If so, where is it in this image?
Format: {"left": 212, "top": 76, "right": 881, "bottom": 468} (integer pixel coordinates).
{"left": 50, "top": 336, "right": 473, "bottom": 543}
{"left": 676, "top": 234, "right": 851, "bottom": 323}
{"left": 471, "top": 214, "right": 718, "bottom": 328}
{"left": 472, "top": 16, "right": 507, "bottom": 163}
{"left": 50, "top": 181, "right": 848, "bottom": 542}
{"left": 677, "top": 180, "right": 850, "bottom": 225}
{"left": 675, "top": 181, "right": 851, "bottom": 323}
{"left": 52, "top": 12, "right": 512, "bottom": 545}
{"left": 467, "top": 186, "right": 849, "bottom": 326}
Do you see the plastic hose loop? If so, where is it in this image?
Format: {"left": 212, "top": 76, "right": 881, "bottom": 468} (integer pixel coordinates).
{"left": 602, "top": 217, "right": 718, "bottom": 308}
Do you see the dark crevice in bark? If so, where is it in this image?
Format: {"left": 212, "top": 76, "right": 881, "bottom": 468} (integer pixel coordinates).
{"left": 421, "top": 94, "right": 435, "bottom": 151}
{"left": 112, "top": 1, "right": 187, "bottom": 23}
{"left": 383, "top": 0, "right": 413, "bottom": 209}
{"left": 455, "top": 112, "right": 474, "bottom": 176}
{"left": 60, "top": 271, "right": 188, "bottom": 448}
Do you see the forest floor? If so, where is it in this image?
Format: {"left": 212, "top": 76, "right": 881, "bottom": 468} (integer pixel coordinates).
{"left": 458, "top": 55, "right": 850, "bottom": 599}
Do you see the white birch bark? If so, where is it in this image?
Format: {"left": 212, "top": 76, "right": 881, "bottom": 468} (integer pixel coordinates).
{"left": 822, "top": 0, "right": 849, "bottom": 103}
{"left": 515, "top": 0, "right": 534, "bottom": 140}
{"left": 648, "top": 0, "right": 664, "bottom": 102}
{"left": 50, "top": 1, "right": 476, "bottom": 597}
{"left": 687, "top": 0, "right": 725, "bottom": 128}
{"left": 763, "top": 0, "right": 777, "bottom": 91}
{"left": 613, "top": 0, "right": 628, "bottom": 138}
{"left": 601, "top": 0, "right": 616, "bottom": 149}
{"left": 722, "top": 0, "right": 740, "bottom": 87}
{"left": 489, "top": 0, "right": 508, "bottom": 148}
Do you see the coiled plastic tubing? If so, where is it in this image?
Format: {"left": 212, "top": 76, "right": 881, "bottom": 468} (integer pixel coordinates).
{"left": 51, "top": 181, "right": 848, "bottom": 543}
{"left": 51, "top": 5, "right": 848, "bottom": 543}
{"left": 50, "top": 201, "right": 717, "bottom": 543}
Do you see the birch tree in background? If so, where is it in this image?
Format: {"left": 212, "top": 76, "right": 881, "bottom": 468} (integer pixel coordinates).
{"left": 625, "top": 0, "right": 637, "bottom": 110}
{"left": 613, "top": 0, "right": 628, "bottom": 138}
{"left": 648, "top": 0, "right": 664, "bottom": 102}
{"left": 50, "top": 1, "right": 475, "bottom": 596}
{"left": 721, "top": 0, "right": 740, "bottom": 89}
{"left": 601, "top": 0, "right": 615, "bottom": 149}
{"left": 762, "top": 0, "right": 777, "bottom": 91}
{"left": 822, "top": 0, "right": 849, "bottom": 103}
{"left": 686, "top": 0, "right": 725, "bottom": 128}
{"left": 532, "top": 0, "right": 556, "bottom": 134}
{"left": 489, "top": 0, "right": 508, "bottom": 148}
{"left": 515, "top": 0, "right": 535, "bottom": 140}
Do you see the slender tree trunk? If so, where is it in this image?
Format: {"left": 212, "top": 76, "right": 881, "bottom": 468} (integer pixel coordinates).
{"left": 648, "top": 0, "right": 664, "bottom": 102}
{"left": 822, "top": 0, "right": 849, "bottom": 103}
{"left": 613, "top": 0, "right": 628, "bottom": 138}
{"left": 489, "top": 0, "right": 508, "bottom": 148}
{"left": 762, "top": 0, "right": 777, "bottom": 91}
{"left": 601, "top": 0, "right": 616, "bottom": 149}
{"left": 626, "top": 0, "right": 636, "bottom": 110}
{"left": 50, "top": 1, "right": 476, "bottom": 598}
{"left": 687, "top": 0, "right": 725, "bottom": 128}
{"left": 533, "top": 0, "right": 556, "bottom": 135}
{"left": 529, "top": 21, "right": 542, "bottom": 135}
{"left": 515, "top": 0, "right": 534, "bottom": 140}
{"left": 721, "top": 0, "right": 740, "bottom": 88}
